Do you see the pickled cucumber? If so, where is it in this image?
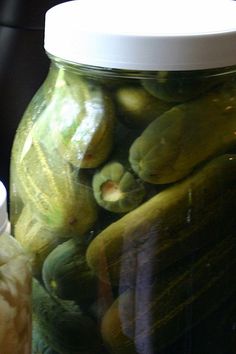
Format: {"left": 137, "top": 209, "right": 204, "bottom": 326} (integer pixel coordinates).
{"left": 42, "top": 239, "right": 97, "bottom": 304}
{"left": 101, "top": 234, "right": 236, "bottom": 352}
{"left": 86, "top": 154, "right": 236, "bottom": 284}
{"left": 12, "top": 128, "right": 98, "bottom": 237}
{"left": 115, "top": 85, "right": 173, "bottom": 127}
{"left": 15, "top": 207, "right": 67, "bottom": 277}
{"left": 92, "top": 162, "right": 145, "bottom": 213}
{"left": 130, "top": 84, "right": 236, "bottom": 184}
{"left": 34, "top": 70, "right": 116, "bottom": 169}
{"left": 101, "top": 290, "right": 137, "bottom": 354}
{"left": 141, "top": 68, "right": 234, "bottom": 102}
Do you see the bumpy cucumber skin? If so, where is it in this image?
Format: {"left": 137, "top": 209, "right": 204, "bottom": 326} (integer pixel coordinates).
{"left": 86, "top": 155, "right": 236, "bottom": 285}
{"left": 42, "top": 239, "right": 97, "bottom": 304}
{"left": 48, "top": 73, "right": 116, "bottom": 169}
{"left": 129, "top": 85, "right": 236, "bottom": 184}
{"left": 12, "top": 125, "right": 98, "bottom": 237}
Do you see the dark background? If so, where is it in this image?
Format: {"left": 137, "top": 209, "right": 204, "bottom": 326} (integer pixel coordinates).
{"left": 0, "top": 0, "right": 69, "bottom": 190}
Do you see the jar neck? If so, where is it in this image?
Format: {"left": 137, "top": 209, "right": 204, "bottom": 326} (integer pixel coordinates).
{"left": 47, "top": 53, "right": 236, "bottom": 81}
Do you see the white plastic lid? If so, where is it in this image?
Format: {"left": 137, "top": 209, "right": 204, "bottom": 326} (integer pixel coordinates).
{"left": 0, "top": 182, "right": 8, "bottom": 234}
{"left": 45, "top": 0, "right": 236, "bottom": 71}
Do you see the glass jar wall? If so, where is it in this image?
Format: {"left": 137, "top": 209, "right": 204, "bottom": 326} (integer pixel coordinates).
{"left": 10, "top": 56, "right": 236, "bottom": 353}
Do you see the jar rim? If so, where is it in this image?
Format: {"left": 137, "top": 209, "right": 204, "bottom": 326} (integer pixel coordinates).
{"left": 44, "top": 0, "right": 236, "bottom": 71}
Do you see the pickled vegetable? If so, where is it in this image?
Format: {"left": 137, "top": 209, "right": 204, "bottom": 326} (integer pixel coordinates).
{"left": 130, "top": 84, "right": 236, "bottom": 184}
{"left": 141, "top": 69, "right": 232, "bottom": 102}
{"left": 115, "top": 85, "right": 173, "bottom": 127}
{"left": 101, "top": 233, "right": 236, "bottom": 352}
{"left": 13, "top": 129, "right": 98, "bottom": 237}
{"left": 15, "top": 207, "right": 67, "bottom": 277}
{"left": 34, "top": 70, "right": 116, "bottom": 169}
{"left": 86, "top": 154, "right": 236, "bottom": 284}
{"left": 101, "top": 290, "right": 136, "bottom": 354}
{"left": 92, "top": 162, "right": 145, "bottom": 213}
{"left": 42, "top": 238, "right": 97, "bottom": 304}
{"left": 0, "top": 234, "right": 31, "bottom": 354}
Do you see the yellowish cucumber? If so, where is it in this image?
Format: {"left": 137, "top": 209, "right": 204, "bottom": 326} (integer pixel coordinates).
{"left": 86, "top": 154, "right": 236, "bottom": 284}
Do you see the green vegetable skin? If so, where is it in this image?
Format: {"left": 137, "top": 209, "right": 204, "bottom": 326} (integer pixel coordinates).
{"left": 129, "top": 84, "right": 236, "bottom": 184}
{"left": 100, "top": 253, "right": 196, "bottom": 354}
{"left": 141, "top": 68, "right": 232, "bottom": 102}
{"left": 12, "top": 127, "right": 98, "bottom": 237}
{"left": 101, "top": 234, "right": 236, "bottom": 353}
{"left": 114, "top": 85, "right": 173, "bottom": 128}
{"left": 15, "top": 207, "right": 66, "bottom": 277}
{"left": 86, "top": 154, "right": 236, "bottom": 284}
{"left": 42, "top": 238, "right": 97, "bottom": 303}
{"left": 32, "top": 278, "right": 102, "bottom": 354}
{"left": 34, "top": 69, "right": 116, "bottom": 169}
{"left": 92, "top": 162, "right": 145, "bottom": 213}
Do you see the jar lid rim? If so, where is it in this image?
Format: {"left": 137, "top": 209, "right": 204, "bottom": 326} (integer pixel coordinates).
{"left": 44, "top": 0, "right": 236, "bottom": 71}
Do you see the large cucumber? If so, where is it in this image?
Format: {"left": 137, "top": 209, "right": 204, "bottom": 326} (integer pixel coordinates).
{"left": 15, "top": 206, "right": 67, "bottom": 277}
{"left": 114, "top": 85, "right": 173, "bottom": 128}
{"left": 101, "top": 234, "right": 236, "bottom": 353}
{"left": 12, "top": 126, "right": 98, "bottom": 237}
{"left": 129, "top": 84, "right": 236, "bottom": 184}
{"left": 33, "top": 70, "right": 116, "bottom": 169}
{"left": 86, "top": 154, "right": 236, "bottom": 284}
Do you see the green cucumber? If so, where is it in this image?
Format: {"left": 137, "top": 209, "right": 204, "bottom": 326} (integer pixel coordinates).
{"left": 42, "top": 239, "right": 97, "bottom": 304}
{"left": 12, "top": 128, "right": 98, "bottom": 237}
{"left": 92, "top": 161, "right": 145, "bottom": 213}
{"left": 101, "top": 234, "right": 236, "bottom": 352}
{"left": 129, "top": 84, "right": 236, "bottom": 184}
{"left": 86, "top": 154, "right": 236, "bottom": 284}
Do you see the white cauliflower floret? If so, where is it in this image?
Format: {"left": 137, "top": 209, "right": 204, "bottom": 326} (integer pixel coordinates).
{"left": 0, "top": 234, "right": 31, "bottom": 353}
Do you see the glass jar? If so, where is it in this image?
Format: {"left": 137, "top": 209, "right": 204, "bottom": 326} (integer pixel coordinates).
{"left": 10, "top": 0, "right": 236, "bottom": 353}
{"left": 0, "top": 181, "right": 31, "bottom": 354}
